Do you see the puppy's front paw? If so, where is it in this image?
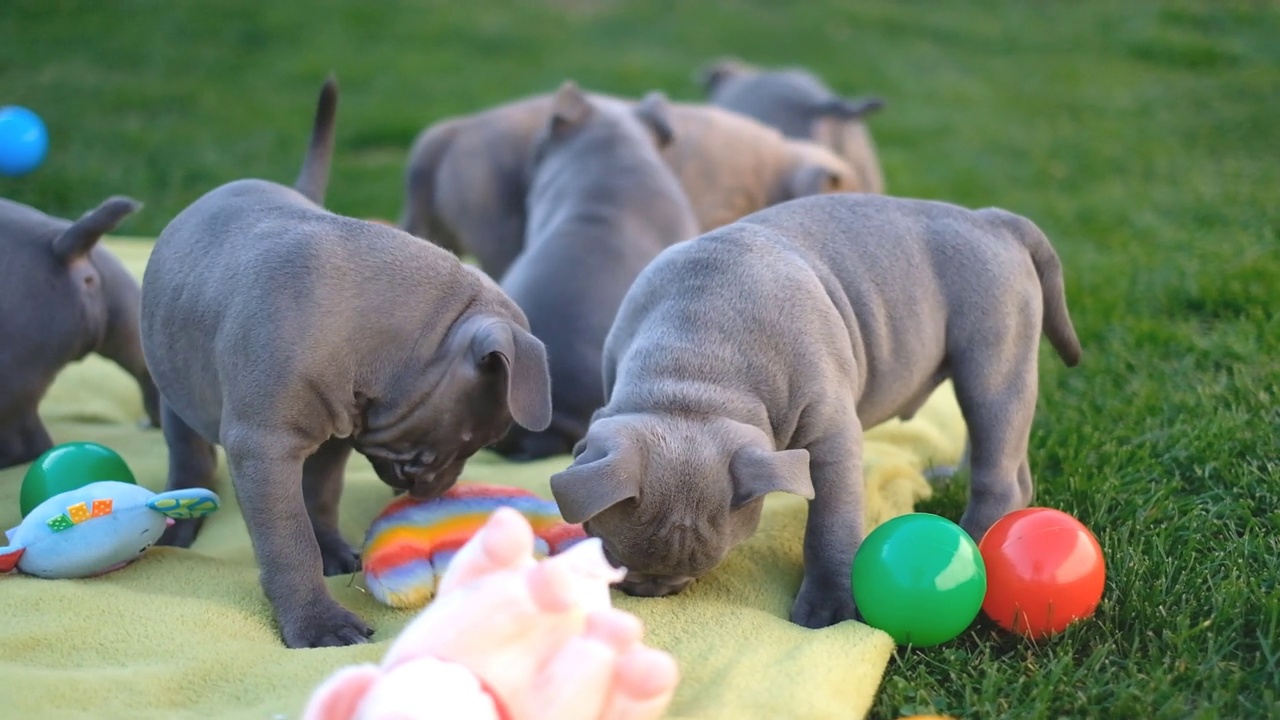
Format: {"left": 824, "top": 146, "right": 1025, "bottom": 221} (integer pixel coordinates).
{"left": 789, "top": 578, "right": 857, "bottom": 629}
{"left": 157, "top": 517, "right": 205, "bottom": 548}
{"left": 282, "top": 601, "right": 373, "bottom": 649}
{"left": 316, "top": 530, "right": 362, "bottom": 576}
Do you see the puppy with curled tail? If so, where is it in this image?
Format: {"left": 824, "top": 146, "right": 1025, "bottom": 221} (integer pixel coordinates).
{"left": 551, "top": 193, "right": 1080, "bottom": 629}
{"left": 141, "top": 77, "right": 552, "bottom": 648}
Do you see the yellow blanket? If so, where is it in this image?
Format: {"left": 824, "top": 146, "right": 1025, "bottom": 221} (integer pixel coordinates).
{"left": 0, "top": 238, "right": 968, "bottom": 720}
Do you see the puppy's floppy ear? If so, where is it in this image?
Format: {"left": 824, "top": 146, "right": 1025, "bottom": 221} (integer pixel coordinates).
{"left": 813, "top": 95, "right": 885, "bottom": 120}
{"left": 52, "top": 196, "right": 141, "bottom": 262}
{"left": 472, "top": 320, "right": 553, "bottom": 431}
{"left": 549, "top": 80, "right": 594, "bottom": 134}
{"left": 789, "top": 163, "right": 844, "bottom": 197}
{"left": 695, "top": 57, "right": 755, "bottom": 96}
{"left": 634, "top": 91, "right": 675, "bottom": 148}
{"left": 730, "top": 446, "right": 813, "bottom": 508}
{"left": 551, "top": 432, "right": 641, "bottom": 523}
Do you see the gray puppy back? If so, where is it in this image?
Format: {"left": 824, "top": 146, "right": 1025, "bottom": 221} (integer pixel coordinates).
{"left": 494, "top": 85, "right": 699, "bottom": 459}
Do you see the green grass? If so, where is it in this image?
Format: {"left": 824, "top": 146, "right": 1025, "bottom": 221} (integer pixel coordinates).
{"left": 4, "top": 0, "right": 1278, "bottom": 717}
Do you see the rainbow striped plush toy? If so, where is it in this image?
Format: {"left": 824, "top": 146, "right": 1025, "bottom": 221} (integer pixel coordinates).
{"left": 361, "top": 483, "right": 588, "bottom": 609}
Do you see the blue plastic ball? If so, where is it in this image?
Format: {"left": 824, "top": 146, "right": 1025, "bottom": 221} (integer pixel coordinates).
{"left": 0, "top": 106, "right": 49, "bottom": 176}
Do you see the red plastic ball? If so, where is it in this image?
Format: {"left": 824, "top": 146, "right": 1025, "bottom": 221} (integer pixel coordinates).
{"left": 978, "top": 507, "right": 1105, "bottom": 638}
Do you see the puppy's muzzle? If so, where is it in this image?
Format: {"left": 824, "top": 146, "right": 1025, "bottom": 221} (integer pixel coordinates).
{"left": 368, "top": 453, "right": 460, "bottom": 500}
{"left": 617, "top": 572, "right": 695, "bottom": 597}
{"left": 595, "top": 533, "right": 700, "bottom": 597}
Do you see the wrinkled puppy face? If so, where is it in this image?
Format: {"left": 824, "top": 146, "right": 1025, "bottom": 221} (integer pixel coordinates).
{"left": 357, "top": 365, "right": 510, "bottom": 499}
{"left": 357, "top": 315, "right": 552, "bottom": 500}
{"left": 550, "top": 415, "right": 814, "bottom": 597}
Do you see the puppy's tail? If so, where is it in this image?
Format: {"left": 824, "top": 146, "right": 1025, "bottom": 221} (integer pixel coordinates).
{"left": 983, "top": 208, "right": 1082, "bottom": 367}
{"left": 294, "top": 76, "right": 338, "bottom": 206}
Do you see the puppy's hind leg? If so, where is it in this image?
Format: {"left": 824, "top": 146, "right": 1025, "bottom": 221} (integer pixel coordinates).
{"left": 951, "top": 338, "right": 1039, "bottom": 542}
{"left": 302, "top": 437, "right": 361, "bottom": 576}
{"left": 157, "top": 398, "right": 218, "bottom": 548}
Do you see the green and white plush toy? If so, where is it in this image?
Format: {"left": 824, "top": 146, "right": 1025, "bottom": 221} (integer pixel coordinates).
{"left": 0, "top": 481, "right": 219, "bottom": 578}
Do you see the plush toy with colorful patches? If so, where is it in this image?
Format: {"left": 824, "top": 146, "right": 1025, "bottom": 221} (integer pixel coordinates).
{"left": 0, "top": 481, "right": 220, "bottom": 578}
{"left": 362, "top": 483, "right": 588, "bottom": 609}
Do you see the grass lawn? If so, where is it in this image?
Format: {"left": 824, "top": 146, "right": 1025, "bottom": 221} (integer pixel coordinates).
{"left": 3, "top": 0, "right": 1277, "bottom": 717}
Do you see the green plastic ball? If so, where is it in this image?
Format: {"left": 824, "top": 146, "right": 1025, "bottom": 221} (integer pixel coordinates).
{"left": 851, "top": 512, "right": 987, "bottom": 647}
{"left": 19, "top": 442, "right": 137, "bottom": 518}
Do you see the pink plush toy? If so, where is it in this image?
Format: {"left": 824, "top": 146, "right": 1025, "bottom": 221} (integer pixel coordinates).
{"left": 303, "top": 507, "right": 680, "bottom": 720}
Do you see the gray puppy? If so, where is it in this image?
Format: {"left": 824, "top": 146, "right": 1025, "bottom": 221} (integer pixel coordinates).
{"left": 0, "top": 196, "right": 159, "bottom": 469}
{"left": 492, "top": 83, "right": 700, "bottom": 461}
{"left": 140, "top": 78, "right": 552, "bottom": 648}
{"left": 699, "top": 58, "right": 887, "bottom": 194}
{"left": 400, "top": 90, "right": 855, "bottom": 279}
{"left": 550, "top": 193, "right": 1081, "bottom": 629}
